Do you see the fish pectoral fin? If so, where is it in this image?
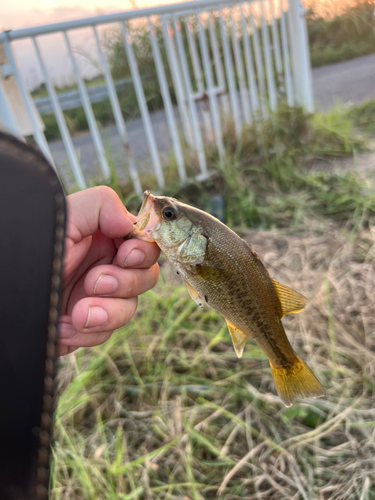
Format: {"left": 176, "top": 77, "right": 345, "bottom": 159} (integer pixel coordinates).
{"left": 225, "top": 320, "right": 248, "bottom": 358}
{"left": 184, "top": 281, "right": 204, "bottom": 309}
{"left": 271, "top": 279, "right": 307, "bottom": 317}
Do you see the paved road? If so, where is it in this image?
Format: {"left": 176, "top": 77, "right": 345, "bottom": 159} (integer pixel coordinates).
{"left": 50, "top": 53, "right": 375, "bottom": 186}
{"left": 313, "top": 53, "right": 375, "bottom": 109}
{"left": 51, "top": 108, "right": 174, "bottom": 186}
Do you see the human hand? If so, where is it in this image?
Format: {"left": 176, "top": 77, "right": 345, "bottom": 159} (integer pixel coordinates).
{"left": 58, "top": 186, "right": 160, "bottom": 356}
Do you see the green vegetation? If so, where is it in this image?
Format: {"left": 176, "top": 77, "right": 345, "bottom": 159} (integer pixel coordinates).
{"left": 52, "top": 102, "right": 375, "bottom": 497}
{"left": 307, "top": 0, "right": 375, "bottom": 67}
{"left": 52, "top": 221, "right": 375, "bottom": 499}
{"left": 347, "top": 98, "right": 375, "bottom": 135}
{"left": 46, "top": 5, "right": 375, "bottom": 494}
{"left": 112, "top": 104, "right": 373, "bottom": 231}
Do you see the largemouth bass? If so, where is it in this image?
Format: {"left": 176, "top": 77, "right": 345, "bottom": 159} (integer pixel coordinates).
{"left": 130, "top": 191, "right": 324, "bottom": 406}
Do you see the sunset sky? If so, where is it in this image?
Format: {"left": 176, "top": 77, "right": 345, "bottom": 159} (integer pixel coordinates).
{"left": 1, "top": 0, "right": 183, "bottom": 31}
{"left": 0, "top": 0, "right": 347, "bottom": 90}
{"left": 1, "top": 0, "right": 187, "bottom": 88}
{"left": 0, "top": 0, "right": 347, "bottom": 31}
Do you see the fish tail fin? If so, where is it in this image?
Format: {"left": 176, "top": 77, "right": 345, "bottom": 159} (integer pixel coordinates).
{"left": 270, "top": 356, "right": 324, "bottom": 407}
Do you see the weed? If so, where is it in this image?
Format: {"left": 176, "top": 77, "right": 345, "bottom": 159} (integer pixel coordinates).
{"left": 52, "top": 222, "right": 375, "bottom": 499}
{"left": 307, "top": 0, "right": 375, "bottom": 67}
{"left": 113, "top": 104, "right": 370, "bottom": 230}
{"left": 347, "top": 98, "right": 375, "bottom": 135}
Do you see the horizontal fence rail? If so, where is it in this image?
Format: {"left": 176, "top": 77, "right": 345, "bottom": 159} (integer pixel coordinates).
{"left": 0, "top": 0, "right": 313, "bottom": 193}
{"left": 33, "top": 77, "right": 155, "bottom": 114}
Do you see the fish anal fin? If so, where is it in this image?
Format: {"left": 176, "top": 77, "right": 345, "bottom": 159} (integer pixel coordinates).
{"left": 270, "top": 357, "right": 325, "bottom": 407}
{"left": 271, "top": 279, "right": 307, "bottom": 317}
{"left": 225, "top": 320, "right": 248, "bottom": 358}
{"left": 184, "top": 280, "right": 203, "bottom": 309}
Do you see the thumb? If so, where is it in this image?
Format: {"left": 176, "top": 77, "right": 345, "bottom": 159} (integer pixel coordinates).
{"left": 66, "top": 186, "right": 133, "bottom": 242}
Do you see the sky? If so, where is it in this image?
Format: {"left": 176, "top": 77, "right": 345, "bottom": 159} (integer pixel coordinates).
{"left": 1, "top": 0, "right": 181, "bottom": 31}
{"left": 0, "top": 0, "right": 346, "bottom": 90}
{"left": 1, "top": 0, "right": 185, "bottom": 89}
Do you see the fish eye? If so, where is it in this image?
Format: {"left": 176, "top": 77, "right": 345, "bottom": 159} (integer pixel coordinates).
{"left": 162, "top": 206, "right": 177, "bottom": 220}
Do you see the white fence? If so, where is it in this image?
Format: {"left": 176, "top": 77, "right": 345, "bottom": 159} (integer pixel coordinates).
{"left": 0, "top": 0, "right": 313, "bottom": 194}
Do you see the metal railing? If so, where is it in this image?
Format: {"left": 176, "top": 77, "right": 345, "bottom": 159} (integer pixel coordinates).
{"left": 0, "top": 0, "right": 313, "bottom": 194}
{"left": 33, "top": 77, "right": 146, "bottom": 114}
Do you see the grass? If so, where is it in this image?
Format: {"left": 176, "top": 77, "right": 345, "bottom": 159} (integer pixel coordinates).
{"left": 51, "top": 99, "right": 375, "bottom": 498}
{"left": 111, "top": 104, "right": 373, "bottom": 231}
{"left": 52, "top": 221, "right": 375, "bottom": 499}
{"left": 347, "top": 99, "right": 375, "bottom": 135}
{"left": 307, "top": 0, "right": 375, "bottom": 68}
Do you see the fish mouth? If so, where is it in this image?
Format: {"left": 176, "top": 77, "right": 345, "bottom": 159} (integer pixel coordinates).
{"left": 126, "top": 191, "right": 160, "bottom": 242}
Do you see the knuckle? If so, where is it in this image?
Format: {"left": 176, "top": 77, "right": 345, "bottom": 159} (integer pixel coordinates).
{"left": 95, "top": 331, "right": 113, "bottom": 346}
{"left": 97, "top": 185, "right": 116, "bottom": 199}
{"left": 124, "top": 297, "right": 138, "bottom": 320}
{"left": 126, "top": 271, "right": 143, "bottom": 297}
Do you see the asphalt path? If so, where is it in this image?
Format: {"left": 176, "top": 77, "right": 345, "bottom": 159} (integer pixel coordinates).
{"left": 312, "top": 53, "right": 375, "bottom": 109}
{"left": 50, "top": 53, "right": 375, "bottom": 186}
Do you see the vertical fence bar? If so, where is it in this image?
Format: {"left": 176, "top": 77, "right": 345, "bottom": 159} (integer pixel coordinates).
{"left": 280, "top": 0, "right": 294, "bottom": 106}
{"left": 230, "top": 11, "right": 251, "bottom": 123}
{"left": 260, "top": 0, "right": 277, "bottom": 111}
{"left": 208, "top": 14, "right": 225, "bottom": 89}
{"left": 93, "top": 26, "right": 142, "bottom": 196}
{"left": 197, "top": 12, "right": 224, "bottom": 159}
{"left": 33, "top": 37, "right": 86, "bottom": 189}
{"left": 288, "top": 0, "right": 313, "bottom": 111}
{"left": 148, "top": 18, "right": 186, "bottom": 183}
{"left": 3, "top": 37, "right": 54, "bottom": 165}
{"left": 240, "top": 3, "right": 259, "bottom": 115}
{"left": 269, "top": 0, "right": 283, "bottom": 80}
{"left": 184, "top": 17, "right": 213, "bottom": 140}
{"left": 173, "top": 15, "right": 208, "bottom": 177}
{"left": 219, "top": 10, "right": 241, "bottom": 137}
{"left": 248, "top": 4, "right": 267, "bottom": 114}
{"left": 161, "top": 16, "right": 193, "bottom": 147}
{"left": 64, "top": 31, "right": 111, "bottom": 181}
{"left": 120, "top": 22, "right": 165, "bottom": 189}
{"left": 208, "top": 13, "right": 231, "bottom": 120}
{"left": 286, "top": 0, "right": 298, "bottom": 96}
{"left": 185, "top": 18, "right": 204, "bottom": 93}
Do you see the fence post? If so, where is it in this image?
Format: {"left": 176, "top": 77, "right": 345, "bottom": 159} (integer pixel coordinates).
{"left": 0, "top": 78, "right": 23, "bottom": 139}
{"left": 2, "top": 38, "right": 55, "bottom": 165}
{"left": 288, "top": 0, "right": 313, "bottom": 112}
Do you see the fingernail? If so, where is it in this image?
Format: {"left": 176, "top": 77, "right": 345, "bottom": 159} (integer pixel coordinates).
{"left": 94, "top": 275, "right": 118, "bottom": 295}
{"left": 124, "top": 248, "right": 145, "bottom": 267}
{"left": 58, "top": 323, "right": 75, "bottom": 339}
{"left": 85, "top": 306, "right": 108, "bottom": 329}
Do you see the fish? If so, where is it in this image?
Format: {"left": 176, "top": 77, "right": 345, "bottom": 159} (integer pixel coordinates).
{"left": 129, "top": 191, "right": 324, "bottom": 407}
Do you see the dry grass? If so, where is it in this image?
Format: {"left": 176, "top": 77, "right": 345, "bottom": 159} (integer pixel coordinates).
{"left": 52, "top": 216, "right": 375, "bottom": 499}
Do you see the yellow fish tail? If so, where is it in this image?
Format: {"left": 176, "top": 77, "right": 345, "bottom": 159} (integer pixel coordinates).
{"left": 270, "top": 357, "right": 324, "bottom": 407}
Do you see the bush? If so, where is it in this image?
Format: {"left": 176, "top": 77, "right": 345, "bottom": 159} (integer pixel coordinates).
{"left": 307, "top": 0, "right": 375, "bottom": 67}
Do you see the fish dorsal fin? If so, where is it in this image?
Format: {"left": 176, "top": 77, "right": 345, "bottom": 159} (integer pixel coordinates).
{"left": 271, "top": 279, "right": 307, "bottom": 317}
{"left": 225, "top": 320, "right": 249, "bottom": 358}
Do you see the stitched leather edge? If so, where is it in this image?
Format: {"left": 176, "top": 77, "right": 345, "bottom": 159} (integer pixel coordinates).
{"left": 0, "top": 134, "right": 66, "bottom": 500}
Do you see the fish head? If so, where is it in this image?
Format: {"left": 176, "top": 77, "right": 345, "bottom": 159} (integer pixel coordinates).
{"left": 130, "top": 191, "right": 208, "bottom": 265}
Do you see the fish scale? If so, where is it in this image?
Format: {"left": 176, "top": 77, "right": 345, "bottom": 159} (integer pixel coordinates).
{"left": 129, "top": 191, "right": 325, "bottom": 407}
